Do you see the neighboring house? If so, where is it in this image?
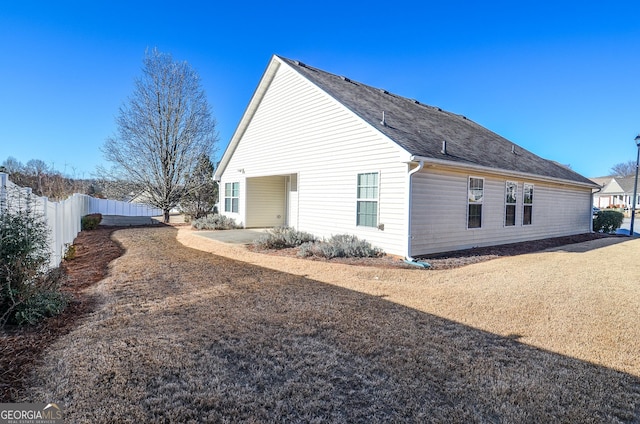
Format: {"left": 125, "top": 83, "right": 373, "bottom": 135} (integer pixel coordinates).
{"left": 592, "top": 176, "right": 640, "bottom": 209}
{"left": 214, "top": 55, "right": 599, "bottom": 257}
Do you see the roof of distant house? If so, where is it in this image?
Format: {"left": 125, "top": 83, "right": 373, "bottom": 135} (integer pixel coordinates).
{"left": 612, "top": 176, "right": 640, "bottom": 193}
{"left": 590, "top": 176, "right": 614, "bottom": 187}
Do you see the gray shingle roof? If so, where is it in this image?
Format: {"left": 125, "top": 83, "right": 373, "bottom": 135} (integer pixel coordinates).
{"left": 614, "top": 176, "right": 640, "bottom": 193}
{"left": 589, "top": 176, "right": 613, "bottom": 187}
{"left": 279, "top": 56, "right": 595, "bottom": 186}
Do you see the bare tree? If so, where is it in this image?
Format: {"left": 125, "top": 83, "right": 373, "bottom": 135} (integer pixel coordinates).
{"left": 102, "top": 48, "right": 217, "bottom": 222}
{"left": 25, "top": 159, "right": 49, "bottom": 194}
{"left": 1, "top": 157, "right": 24, "bottom": 175}
{"left": 610, "top": 161, "right": 637, "bottom": 177}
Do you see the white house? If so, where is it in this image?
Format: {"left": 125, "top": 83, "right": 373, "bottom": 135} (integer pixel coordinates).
{"left": 214, "top": 55, "right": 598, "bottom": 258}
{"left": 592, "top": 176, "right": 640, "bottom": 209}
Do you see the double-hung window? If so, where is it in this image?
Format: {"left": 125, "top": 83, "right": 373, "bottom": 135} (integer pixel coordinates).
{"left": 468, "top": 177, "right": 484, "bottom": 229}
{"left": 523, "top": 183, "right": 533, "bottom": 225}
{"left": 356, "top": 172, "right": 379, "bottom": 227}
{"left": 505, "top": 181, "right": 517, "bottom": 226}
{"left": 224, "top": 182, "right": 239, "bottom": 213}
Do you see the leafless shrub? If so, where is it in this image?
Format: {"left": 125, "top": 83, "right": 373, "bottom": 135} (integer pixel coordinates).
{"left": 191, "top": 214, "right": 240, "bottom": 230}
{"left": 253, "top": 227, "right": 317, "bottom": 249}
{"left": 298, "top": 234, "right": 383, "bottom": 259}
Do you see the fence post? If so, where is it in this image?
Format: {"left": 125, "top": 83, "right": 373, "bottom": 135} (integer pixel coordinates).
{"left": 23, "top": 187, "right": 32, "bottom": 213}
{"left": 0, "top": 172, "right": 7, "bottom": 211}
{"left": 41, "top": 196, "right": 52, "bottom": 264}
{"left": 72, "top": 194, "right": 79, "bottom": 236}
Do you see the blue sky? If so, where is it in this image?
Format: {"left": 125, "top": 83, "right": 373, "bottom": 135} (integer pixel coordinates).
{"left": 1, "top": 1, "right": 639, "bottom": 178}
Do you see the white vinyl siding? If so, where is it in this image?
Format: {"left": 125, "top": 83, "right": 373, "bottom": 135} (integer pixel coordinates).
{"left": 286, "top": 174, "right": 298, "bottom": 228}
{"left": 218, "top": 61, "right": 409, "bottom": 255}
{"left": 410, "top": 168, "right": 593, "bottom": 256}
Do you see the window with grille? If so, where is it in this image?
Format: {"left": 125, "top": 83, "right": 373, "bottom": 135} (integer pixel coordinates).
{"left": 224, "top": 182, "right": 239, "bottom": 213}
{"left": 505, "top": 181, "right": 517, "bottom": 226}
{"left": 523, "top": 183, "right": 533, "bottom": 225}
{"left": 356, "top": 172, "right": 378, "bottom": 227}
{"left": 468, "top": 177, "right": 484, "bottom": 229}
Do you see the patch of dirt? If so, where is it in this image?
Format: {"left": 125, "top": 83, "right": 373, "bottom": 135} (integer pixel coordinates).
{"left": 249, "top": 232, "right": 620, "bottom": 269}
{"left": 0, "top": 226, "right": 125, "bottom": 402}
{"left": 417, "top": 232, "right": 622, "bottom": 269}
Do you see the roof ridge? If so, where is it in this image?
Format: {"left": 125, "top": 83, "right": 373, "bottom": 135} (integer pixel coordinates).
{"left": 277, "top": 55, "right": 596, "bottom": 187}
{"left": 281, "top": 56, "right": 447, "bottom": 112}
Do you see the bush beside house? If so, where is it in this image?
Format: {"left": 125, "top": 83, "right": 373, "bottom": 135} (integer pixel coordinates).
{"left": 593, "top": 210, "right": 624, "bottom": 233}
{"left": 191, "top": 214, "right": 241, "bottom": 230}
{"left": 254, "top": 227, "right": 384, "bottom": 259}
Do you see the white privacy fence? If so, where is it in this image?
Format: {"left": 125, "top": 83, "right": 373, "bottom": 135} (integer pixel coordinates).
{"left": 85, "top": 196, "right": 163, "bottom": 217}
{"left": 0, "top": 173, "right": 162, "bottom": 268}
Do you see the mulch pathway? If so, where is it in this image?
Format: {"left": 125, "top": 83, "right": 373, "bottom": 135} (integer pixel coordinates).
{"left": 0, "top": 226, "right": 124, "bottom": 401}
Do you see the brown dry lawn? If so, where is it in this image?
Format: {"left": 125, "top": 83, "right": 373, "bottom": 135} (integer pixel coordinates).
{"left": 22, "top": 226, "right": 640, "bottom": 422}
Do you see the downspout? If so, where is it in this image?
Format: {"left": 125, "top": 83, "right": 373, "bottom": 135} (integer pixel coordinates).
{"left": 591, "top": 185, "right": 602, "bottom": 233}
{"left": 405, "top": 160, "right": 430, "bottom": 268}
{"left": 215, "top": 179, "right": 221, "bottom": 214}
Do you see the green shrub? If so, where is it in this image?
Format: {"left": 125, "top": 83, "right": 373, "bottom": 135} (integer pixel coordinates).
{"left": 297, "top": 234, "right": 384, "bottom": 259}
{"left": 191, "top": 214, "right": 241, "bottom": 230}
{"left": 63, "top": 243, "right": 76, "bottom": 261}
{"left": 253, "top": 227, "right": 317, "bottom": 249}
{"left": 1, "top": 198, "right": 68, "bottom": 327}
{"left": 13, "top": 284, "right": 69, "bottom": 326}
{"left": 593, "top": 210, "right": 624, "bottom": 233}
{"left": 81, "top": 213, "right": 102, "bottom": 230}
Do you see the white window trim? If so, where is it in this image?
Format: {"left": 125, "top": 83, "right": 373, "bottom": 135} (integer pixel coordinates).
{"left": 467, "top": 176, "right": 484, "bottom": 230}
{"left": 356, "top": 171, "right": 380, "bottom": 228}
{"left": 504, "top": 180, "right": 518, "bottom": 227}
{"left": 523, "top": 183, "right": 534, "bottom": 225}
{"left": 224, "top": 182, "right": 240, "bottom": 213}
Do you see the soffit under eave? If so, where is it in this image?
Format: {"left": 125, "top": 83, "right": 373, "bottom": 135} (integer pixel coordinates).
{"left": 410, "top": 156, "right": 600, "bottom": 190}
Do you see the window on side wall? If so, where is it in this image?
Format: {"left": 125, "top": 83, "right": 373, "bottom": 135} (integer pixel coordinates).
{"left": 468, "top": 177, "right": 483, "bottom": 229}
{"left": 224, "top": 182, "right": 239, "bottom": 213}
{"left": 356, "top": 172, "right": 378, "bottom": 227}
{"left": 505, "top": 181, "right": 517, "bottom": 226}
{"left": 523, "top": 183, "right": 533, "bottom": 225}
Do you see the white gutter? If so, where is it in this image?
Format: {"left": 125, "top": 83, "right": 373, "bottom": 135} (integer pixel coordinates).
{"left": 590, "top": 185, "right": 603, "bottom": 233}
{"left": 410, "top": 155, "right": 599, "bottom": 189}
{"left": 406, "top": 160, "right": 424, "bottom": 261}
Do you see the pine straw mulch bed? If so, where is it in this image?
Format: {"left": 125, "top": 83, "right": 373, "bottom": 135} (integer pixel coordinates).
{"left": 11, "top": 226, "right": 640, "bottom": 422}
{"left": 0, "top": 226, "right": 125, "bottom": 402}
{"left": 249, "top": 232, "right": 620, "bottom": 269}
